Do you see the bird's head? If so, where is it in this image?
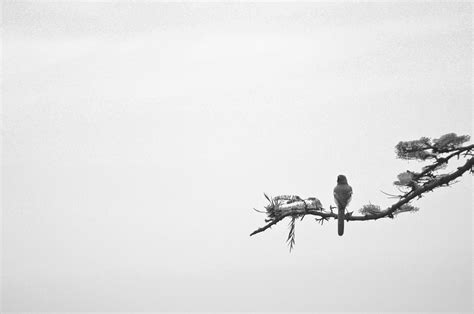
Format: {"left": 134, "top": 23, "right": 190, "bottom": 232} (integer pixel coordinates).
{"left": 337, "top": 174, "right": 348, "bottom": 185}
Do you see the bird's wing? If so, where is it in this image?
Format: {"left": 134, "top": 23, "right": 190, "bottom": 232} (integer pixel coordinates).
{"left": 333, "top": 191, "right": 342, "bottom": 208}
{"left": 334, "top": 185, "right": 353, "bottom": 209}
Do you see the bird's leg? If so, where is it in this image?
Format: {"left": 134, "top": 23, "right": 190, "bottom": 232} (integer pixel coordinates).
{"left": 345, "top": 209, "right": 353, "bottom": 220}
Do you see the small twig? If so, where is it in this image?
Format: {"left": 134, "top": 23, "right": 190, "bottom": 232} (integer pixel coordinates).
{"left": 380, "top": 190, "right": 402, "bottom": 198}
{"left": 315, "top": 216, "right": 329, "bottom": 225}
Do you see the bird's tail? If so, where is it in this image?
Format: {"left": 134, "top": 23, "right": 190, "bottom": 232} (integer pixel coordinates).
{"left": 338, "top": 208, "right": 344, "bottom": 236}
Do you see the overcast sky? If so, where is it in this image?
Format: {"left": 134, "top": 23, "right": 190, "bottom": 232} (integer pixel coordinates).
{"left": 2, "top": 1, "right": 472, "bottom": 312}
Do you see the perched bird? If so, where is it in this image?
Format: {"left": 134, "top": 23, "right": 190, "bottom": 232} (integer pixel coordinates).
{"left": 334, "top": 175, "right": 353, "bottom": 236}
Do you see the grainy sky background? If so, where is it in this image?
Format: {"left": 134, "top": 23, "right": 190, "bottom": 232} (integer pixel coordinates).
{"left": 1, "top": 1, "right": 472, "bottom": 312}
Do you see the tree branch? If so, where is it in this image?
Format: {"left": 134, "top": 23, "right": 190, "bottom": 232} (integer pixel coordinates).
{"left": 355, "top": 156, "right": 473, "bottom": 221}
{"left": 250, "top": 152, "right": 473, "bottom": 237}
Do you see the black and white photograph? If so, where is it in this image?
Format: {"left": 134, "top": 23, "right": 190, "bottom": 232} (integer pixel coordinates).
{"left": 1, "top": 1, "right": 472, "bottom": 312}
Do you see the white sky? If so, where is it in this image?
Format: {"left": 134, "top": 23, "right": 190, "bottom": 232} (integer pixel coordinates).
{"left": 1, "top": 1, "right": 472, "bottom": 312}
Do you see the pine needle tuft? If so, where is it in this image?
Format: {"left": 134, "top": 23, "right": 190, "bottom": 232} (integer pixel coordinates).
{"left": 287, "top": 217, "right": 296, "bottom": 252}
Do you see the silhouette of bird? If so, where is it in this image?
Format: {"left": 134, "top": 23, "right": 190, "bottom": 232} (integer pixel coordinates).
{"left": 334, "top": 175, "right": 353, "bottom": 236}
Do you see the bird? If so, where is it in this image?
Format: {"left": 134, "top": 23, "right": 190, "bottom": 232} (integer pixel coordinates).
{"left": 334, "top": 175, "right": 353, "bottom": 236}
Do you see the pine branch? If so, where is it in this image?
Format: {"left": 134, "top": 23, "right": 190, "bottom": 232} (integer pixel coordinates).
{"left": 250, "top": 134, "right": 473, "bottom": 242}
